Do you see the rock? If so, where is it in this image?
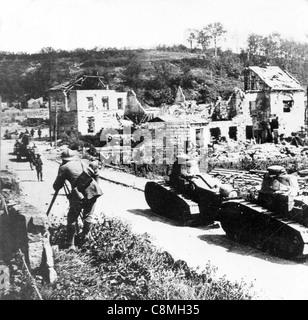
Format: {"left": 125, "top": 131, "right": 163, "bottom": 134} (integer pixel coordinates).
{"left": 298, "top": 169, "right": 308, "bottom": 177}
{"left": 1, "top": 172, "right": 56, "bottom": 283}
{"left": 47, "top": 267, "right": 57, "bottom": 284}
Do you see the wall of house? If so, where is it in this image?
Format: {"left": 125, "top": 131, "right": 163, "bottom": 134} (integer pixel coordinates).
{"left": 245, "top": 90, "right": 306, "bottom": 139}
{"left": 76, "top": 90, "right": 127, "bottom": 112}
{"left": 76, "top": 90, "right": 127, "bottom": 135}
{"left": 68, "top": 91, "right": 77, "bottom": 111}
{"left": 270, "top": 91, "right": 305, "bottom": 136}
{"left": 139, "top": 121, "right": 189, "bottom": 165}
{"left": 49, "top": 90, "right": 128, "bottom": 136}
{"left": 139, "top": 121, "right": 209, "bottom": 170}
{"left": 209, "top": 114, "right": 253, "bottom": 142}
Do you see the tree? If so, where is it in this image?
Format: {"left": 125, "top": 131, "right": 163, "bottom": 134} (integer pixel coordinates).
{"left": 186, "top": 29, "right": 197, "bottom": 51}
{"left": 122, "top": 60, "right": 143, "bottom": 91}
{"left": 204, "top": 22, "right": 226, "bottom": 58}
{"left": 261, "top": 32, "right": 282, "bottom": 63}
{"left": 195, "top": 28, "right": 211, "bottom": 53}
{"left": 35, "top": 47, "right": 58, "bottom": 94}
{"left": 247, "top": 33, "right": 263, "bottom": 61}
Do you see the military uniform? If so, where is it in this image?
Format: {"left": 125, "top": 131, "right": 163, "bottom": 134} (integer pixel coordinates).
{"left": 34, "top": 154, "right": 43, "bottom": 181}
{"left": 53, "top": 149, "right": 103, "bottom": 250}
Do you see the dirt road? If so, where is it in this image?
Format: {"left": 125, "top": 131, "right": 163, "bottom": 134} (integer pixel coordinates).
{"left": 2, "top": 137, "right": 308, "bottom": 300}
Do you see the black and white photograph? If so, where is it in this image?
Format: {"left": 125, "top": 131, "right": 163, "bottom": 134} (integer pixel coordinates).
{"left": 0, "top": 0, "right": 308, "bottom": 303}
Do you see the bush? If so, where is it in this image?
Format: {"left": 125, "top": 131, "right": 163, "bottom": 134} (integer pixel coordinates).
{"left": 40, "top": 216, "right": 255, "bottom": 300}
{"left": 58, "top": 131, "right": 84, "bottom": 150}
{"left": 119, "top": 163, "right": 171, "bottom": 179}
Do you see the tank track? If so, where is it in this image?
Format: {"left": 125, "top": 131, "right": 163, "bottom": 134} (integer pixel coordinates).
{"left": 219, "top": 199, "right": 308, "bottom": 259}
{"left": 144, "top": 181, "right": 205, "bottom": 226}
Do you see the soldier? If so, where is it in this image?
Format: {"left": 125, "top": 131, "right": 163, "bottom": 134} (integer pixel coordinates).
{"left": 53, "top": 149, "right": 103, "bottom": 251}
{"left": 27, "top": 147, "right": 36, "bottom": 170}
{"left": 33, "top": 154, "right": 43, "bottom": 181}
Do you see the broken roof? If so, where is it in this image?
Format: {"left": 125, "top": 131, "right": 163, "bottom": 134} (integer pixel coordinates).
{"left": 148, "top": 115, "right": 181, "bottom": 123}
{"left": 148, "top": 115, "right": 208, "bottom": 124}
{"left": 248, "top": 66, "right": 304, "bottom": 91}
{"left": 47, "top": 75, "right": 108, "bottom": 93}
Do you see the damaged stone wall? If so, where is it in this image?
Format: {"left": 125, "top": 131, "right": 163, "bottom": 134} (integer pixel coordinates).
{"left": 144, "top": 120, "right": 190, "bottom": 164}
{"left": 270, "top": 90, "right": 306, "bottom": 136}
{"left": 140, "top": 120, "right": 208, "bottom": 171}
{"left": 208, "top": 88, "right": 253, "bottom": 142}
{"left": 244, "top": 66, "right": 306, "bottom": 140}
{"left": 0, "top": 171, "right": 56, "bottom": 283}
{"left": 212, "top": 88, "right": 247, "bottom": 121}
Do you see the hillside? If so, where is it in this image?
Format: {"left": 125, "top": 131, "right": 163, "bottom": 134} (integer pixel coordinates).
{"left": 0, "top": 46, "right": 307, "bottom": 108}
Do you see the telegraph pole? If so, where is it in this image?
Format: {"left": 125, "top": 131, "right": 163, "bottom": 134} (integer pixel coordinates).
{"left": 55, "top": 103, "right": 58, "bottom": 148}
{"left": 53, "top": 101, "right": 61, "bottom": 148}
{"left": 48, "top": 97, "right": 52, "bottom": 147}
{"left": 306, "top": 85, "right": 308, "bottom": 136}
{"left": 0, "top": 95, "right": 2, "bottom": 173}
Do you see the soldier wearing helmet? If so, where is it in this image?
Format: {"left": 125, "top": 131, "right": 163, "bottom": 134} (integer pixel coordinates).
{"left": 261, "top": 165, "right": 299, "bottom": 196}
{"left": 53, "top": 148, "right": 103, "bottom": 251}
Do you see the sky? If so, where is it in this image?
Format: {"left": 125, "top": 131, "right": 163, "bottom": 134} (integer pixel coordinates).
{"left": 0, "top": 0, "right": 308, "bottom": 53}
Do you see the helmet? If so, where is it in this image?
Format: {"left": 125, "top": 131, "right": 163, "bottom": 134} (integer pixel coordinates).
{"left": 219, "top": 184, "right": 237, "bottom": 197}
{"left": 61, "top": 148, "right": 77, "bottom": 161}
{"left": 267, "top": 165, "right": 286, "bottom": 176}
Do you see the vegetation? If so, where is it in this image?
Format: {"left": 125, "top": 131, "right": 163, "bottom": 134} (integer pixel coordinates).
{"left": 2, "top": 216, "right": 255, "bottom": 300}
{"left": 1, "top": 26, "right": 307, "bottom": 108}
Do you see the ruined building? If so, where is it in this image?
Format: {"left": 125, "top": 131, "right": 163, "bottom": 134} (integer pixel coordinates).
{"left": 209, "top": 87, "right": 253, "bottom": 142}
{"left": 208, "top": 66, "right": 306, "bottom": 143}
{"left": 47, "top": 75, "right": 127, "bottom": 136}
{"left": 243, "top": 66, "right": 306, "bottom": 142}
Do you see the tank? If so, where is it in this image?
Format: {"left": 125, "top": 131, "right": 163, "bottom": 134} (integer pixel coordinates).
{"left": 219, "top": 165, "right": 308, "bottom": 259}
{"left": 144, "top": 154, "right": 239, "bottom": 227}
{"left": 14, "top": 134, "right": 33, "bottom": 161}
{"left": 145, "top": 158, "right": 308, "bottom": 259}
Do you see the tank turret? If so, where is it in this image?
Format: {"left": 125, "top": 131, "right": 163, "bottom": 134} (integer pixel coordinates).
{"left": 145, "top": 158, "right": 308, "bottom": 259}
{"left": 144, "top": 154, "right": 238, "bottom": 226}
{"left": 219, "top": 165, "right": 308, "bottom": 259}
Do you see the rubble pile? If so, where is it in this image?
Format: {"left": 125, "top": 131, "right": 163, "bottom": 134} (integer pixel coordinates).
{"left": 209, "top": 168, "right": 263, "bottom": 200}
{"left": 209, "top": 141, "right": 308, "bottom": 172}
{"left": 209, "top": 167, "right": 308, "bottom": 201}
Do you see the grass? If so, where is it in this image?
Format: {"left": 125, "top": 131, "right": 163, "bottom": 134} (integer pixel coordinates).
{"left": 40, "top": 216, "right": 255, "bottom": 300}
